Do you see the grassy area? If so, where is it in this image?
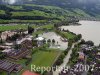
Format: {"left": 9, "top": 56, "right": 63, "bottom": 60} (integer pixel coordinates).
{"left": 1, "top": 50, "right": 61, "bottom": 75}
{"left": 0, "top": 24, "right": 28, "bottom": 31}
{"left": 0, "top": 10, "right": 5, "bottom": 15}
{"left": 0, "top": 23, "right": 54, "bottom": 31}
{"left": 31, "top": 50, "right": 61, "bottom": 67}
{"left": 32, "top": 24, "right": 54, "bottom": 37}
{"left": 40, "top": 24, "right": 54, "bottom": 29}
{"left": 11, "top": 10, "right": 56, "bottom": 18}
{"left": 15, "top": 50, "right": 61, "bottom": 75}
{"left": 55, "top": 30, "right": 76, "bottom": 40}
{"left": 0, "top": 19, "right": 51, "bottom": 24}
{"left": 61, "top": 32, "right": 76, "bottom": 40}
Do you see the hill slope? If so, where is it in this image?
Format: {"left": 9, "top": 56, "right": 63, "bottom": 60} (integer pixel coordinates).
{"left": 0, "top": 4, "right": 93, "bottom": 24}
{"left": 1, "top": 0, "right": 100, "bottom": 19}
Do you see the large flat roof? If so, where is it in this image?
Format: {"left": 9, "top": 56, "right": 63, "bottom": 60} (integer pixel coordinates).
{"left": 0, "top": 60, "right": 21, "bottom": 73}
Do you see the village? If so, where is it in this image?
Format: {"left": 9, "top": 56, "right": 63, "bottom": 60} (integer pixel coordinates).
{"left": 0, "top": 22, "right": 99, "bottom": 75}
{"left": 0, "top": 24, "right": 72, "bottom": 75}
{"left": 59, "top": 40, "right": 100, "bottom": 75}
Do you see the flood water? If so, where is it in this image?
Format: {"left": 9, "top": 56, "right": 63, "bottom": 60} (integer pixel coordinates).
{"left": 61, "top": 21, "right": 100, "bottom": 45}
{"left": 39, "top": 32, "right": 68, "bottom": 50}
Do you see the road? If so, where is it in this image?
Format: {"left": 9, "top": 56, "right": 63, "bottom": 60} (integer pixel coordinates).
{"left": 53, "top": 43, "right": 76, "bottom": 75}
{"left": 53, "top": 40, "right": 81, "bottom": 75}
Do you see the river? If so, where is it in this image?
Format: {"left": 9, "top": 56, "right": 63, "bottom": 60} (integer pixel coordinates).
{"left": 61, "top": 20, "right": 100, "bottom": 45}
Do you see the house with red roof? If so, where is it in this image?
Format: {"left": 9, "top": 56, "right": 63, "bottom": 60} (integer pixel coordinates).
{"left": 22, "top": 70, "right": 40, "bottom": 75}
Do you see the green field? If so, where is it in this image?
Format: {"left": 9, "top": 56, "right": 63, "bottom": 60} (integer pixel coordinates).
{"left": 0, "top": 24, "right": 28, "bottom": 31}
{"left": 62, "top": 32, "right": 76, "bottom": 39}
{"left": 1, "top": 49, "right": 61, "bottom": 75}
{"left": 31, "top": 50, "right": 61, "bottom": 67}
{"left": 0, "top": 10, "right": 5, "bottom": 15}
{"left": 0, "top": 4, "right": 95, "bottom": 24}
{"left": 0, "top": 23, "right": 54, "bottom": 31}
{"left": 56, "top": 30, "right": 76, "bottom": 40}
{"left": 14, "top": 50, "right": 61, "bottom": 75}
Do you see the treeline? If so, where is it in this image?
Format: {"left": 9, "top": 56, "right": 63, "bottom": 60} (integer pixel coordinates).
{"left": 0, "top": 5, "right": 13, "bottom": 11}
{"left": 54, "top": 18, "right": 79, "bottom": 27}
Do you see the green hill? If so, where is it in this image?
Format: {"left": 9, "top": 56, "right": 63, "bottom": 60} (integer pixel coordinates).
{"left": 0, "top": 4, "right": 95, "bottom": 24}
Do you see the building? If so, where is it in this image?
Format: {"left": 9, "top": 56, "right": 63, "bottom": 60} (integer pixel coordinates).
{"left": 34, "top": 37, "right": 44, "bottom": 47}
{"left": 96, "top": 52, "right": 100, "bottom": 60}
{"left": 5, "top": 42, "right": 14, "bottom": 46}
{"left": 60, "top": 63, "right": 84, "bottom": 75}
{"left": 0, "top": 45, "right": 11, "bottom": 49}
{"left": 7, "top": 38, "right": 33, "bottom": 60}
{"left": 2, "top": 48, "right": 13, "bottom": 54}
{"left": 1, "top": 31, "right": 17, "bottom": 40}
{"left": 22, "top": 70, "right": 40, "bottom": 75}
{"left": 78, "top": 52, "right": 85, "bottom": 61}
{"left": 16, "top": 35, "right": 33, "bottom": 45}
{"left": 93, "top": 63, "right": 100, "bottom": 75}
{"left": 0, "top": 60, "right": 22, "bottom": 73}
{"left": 21, "top": 39, "right": 33, "bottom": 49}
{"left": 7, "top": 48, "right": 31, "bottom": 60}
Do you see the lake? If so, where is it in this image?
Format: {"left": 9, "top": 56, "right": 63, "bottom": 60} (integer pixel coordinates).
{"left": 61, "top": 21, "right": 100, "bottom": 45}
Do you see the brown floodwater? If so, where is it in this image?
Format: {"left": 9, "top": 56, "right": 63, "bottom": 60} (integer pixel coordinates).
{"left": 61, "top": 20, "right": 100, "bottom": 45}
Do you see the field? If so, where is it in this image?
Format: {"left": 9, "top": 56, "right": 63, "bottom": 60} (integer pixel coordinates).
{"left": 0, "top": 10, "right": 5, "bottom": 15}
{"left": 0, "top": 24, "right": 28, "bottom": 31}
{"left": 1, "top": 47, "right": 61, "bottom": 75}
{"left": 31, "top": 50, "right": 61, "bottom": 67}
{"left": 56, "top": 30, "right": 76, "bottom": 40}
{"left": 10, "top": 50, "right": 61, "bottom": 75}
{"left": 0, "top": 23, "right": 54, "bottom": 31}
{"left": 62, "top": 32, "right": 76, "bottom": 39}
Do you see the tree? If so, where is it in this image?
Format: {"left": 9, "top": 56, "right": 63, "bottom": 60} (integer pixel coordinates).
{"left": 14, "top": 44, "right": 20, "bottom": 50}
{"left": 35, "top": 34, "right": 38, "bottom": 38}
{"left": 47, "top": 39, "right": 51, "bottom": 43}
{"left": 85, "top": 41, "right": 94, "bottom": 46}
{"left": 28, "top": 26, "right": 34, "bottom": 34}
{"left": 77, "top": 34, "right": 82, "bottom": 39}
{"left": 7, "top": 34, "right": 20, "bottom": 41}
{"left": 43, "top": 39, "right": 46, "bottom": 44}
{"left": 52, "top": 39, "right": 55, "bottom": 44}
{"left": 0, "top": 52, "right": 6, "bottom": 59}
{"left": 68, "top": 41, "right": 73, "bottom": 47}
{"left": 0, "top": 38, "right": 3, "bottom": 44}
{"left": 80, "top": 39, "right": 85, "bottom": 44}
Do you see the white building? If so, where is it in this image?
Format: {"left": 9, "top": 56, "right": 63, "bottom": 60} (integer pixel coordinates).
{"left": 34, "top": 37, "right": 44, "bottom": 47}
{"left": 16, "top": 35, "right": 33, "bottom": 45}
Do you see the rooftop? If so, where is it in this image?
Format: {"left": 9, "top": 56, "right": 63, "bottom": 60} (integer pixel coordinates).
{"left": 35, "top": 37, "right": 44, "bottom": 41}
{"left": 0, "top": 60, "right": 22, "bottom": 73}
{"left": 22, "top": 70, "right": 40, "bottom": 75}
